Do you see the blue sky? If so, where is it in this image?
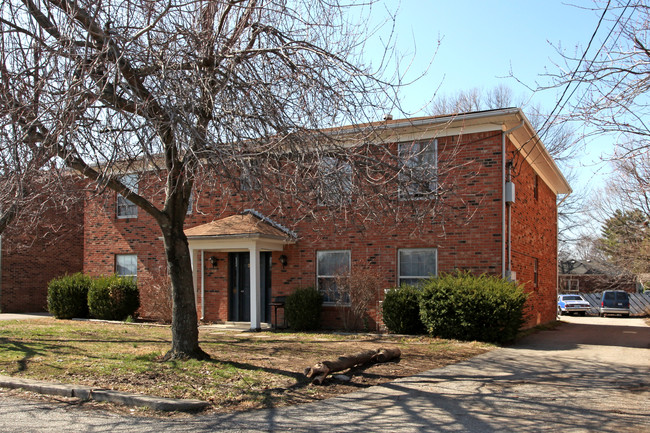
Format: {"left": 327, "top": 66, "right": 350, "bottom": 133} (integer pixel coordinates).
{"left": 364, "top": 1, "right": 609, "bottom": 194}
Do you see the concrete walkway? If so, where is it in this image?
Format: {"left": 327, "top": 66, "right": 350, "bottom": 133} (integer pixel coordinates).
{"left": 0, "top": 316, "right": 648, "bottom": 432}
{"left": 0, "top": 312, "right": 51, "bottom": 321}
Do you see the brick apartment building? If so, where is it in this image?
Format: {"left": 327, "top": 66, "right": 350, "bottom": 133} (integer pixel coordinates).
{"left": 0, "top": 108, "right": 571, "bottom": 330}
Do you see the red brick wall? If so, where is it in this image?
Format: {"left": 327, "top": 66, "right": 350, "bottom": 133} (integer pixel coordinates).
{"left": 1, "top": 199, "right": 84, "bottom": 313}
{"left": 508, "top": 142, "right": 559, "bottom": 327}
{"left": 80, "top": 129, "right": 560, "bottom": 330}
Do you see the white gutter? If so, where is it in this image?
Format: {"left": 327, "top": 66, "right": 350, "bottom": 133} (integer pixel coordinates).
{"left": 328, "top": 107, "right": 523, "bottom": 137}
{"left": 502, "top": 120, "right": 525, "bottom": 278}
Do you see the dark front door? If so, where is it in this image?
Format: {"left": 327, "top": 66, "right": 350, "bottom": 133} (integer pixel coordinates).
{"left": 229, "top": 252, "right": 272, "bottom": 322}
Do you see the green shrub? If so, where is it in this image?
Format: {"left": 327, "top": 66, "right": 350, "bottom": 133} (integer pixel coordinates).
{"left": 285, "top": 287, "right": 323, "bottom": 331}
{"left": 47, "top": 273, "right": 92, "bottom": 319}
{"left": 382, "top": 285, "right": 425, "bottom": 334}
{"left": 419, "top": 271, "right": 528, "bottom": 344}
{"left": 88, "top": 275, "right": 140, "bottom": 321}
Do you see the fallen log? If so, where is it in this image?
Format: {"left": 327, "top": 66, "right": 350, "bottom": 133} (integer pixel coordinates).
{"left": 304, "top": 347, "right": 401, "bottom": 385}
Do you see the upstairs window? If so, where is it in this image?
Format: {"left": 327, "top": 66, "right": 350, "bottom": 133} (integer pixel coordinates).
{"left": 317, "top": 250, "right": 351, "bottom": 304}
{"left": 398, "top": 139, "right": 438, "bottom": 199}
{"left": 116, "top": 174, "right": 138, "bottom": 218}
{"left": 240, "top": 159, "right": 261, "bottom": 191}
{"left": 187, "top": 189, "right": 193, "bottom": 215}
{"left": 319, "top": 156, "right": 352, "bottom": 205}
{"left": 398, "top": 248, "right": 437, "bottom": 286}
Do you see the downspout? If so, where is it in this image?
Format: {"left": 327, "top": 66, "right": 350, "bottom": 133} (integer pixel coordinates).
{"left": 502, "top": 120, "right": 524, "bottom": 278}
{"left": 201, "top": 250, "right": 205, "bottom": 321}
{"left": 507, "top": 163, "right": 513, "bottom": 275}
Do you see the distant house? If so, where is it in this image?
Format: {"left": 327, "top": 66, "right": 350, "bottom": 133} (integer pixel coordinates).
{"left": 1, "top": 108, "right": 571, "bottom": 330}
{"left": 559, "top": 259, "right": 639, "bottom": 294}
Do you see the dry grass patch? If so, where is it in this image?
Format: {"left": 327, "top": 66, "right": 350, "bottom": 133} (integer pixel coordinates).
{"left": 0, "top": 319, "right": 492, "bottom": 414}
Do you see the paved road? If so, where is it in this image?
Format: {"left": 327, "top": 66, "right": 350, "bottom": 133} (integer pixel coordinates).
{"left": 1, "top": 316, "right": 649, "bottom": 432}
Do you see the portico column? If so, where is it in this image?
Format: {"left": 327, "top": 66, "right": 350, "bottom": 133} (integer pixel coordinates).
{"left": 249, "top": 243, "right": 261, "bottom": 331}
{"left": 189, "top": 248, "right": 197, "bottom": 302}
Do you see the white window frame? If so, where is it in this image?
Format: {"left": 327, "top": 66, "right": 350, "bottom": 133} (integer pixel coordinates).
{"left": 398, "top": 139, "right": 438, "bottom": 200}
{"left": 398, "top": 248, "right": 438, "bottom": 286}
{"left": 116, "top": 174, "right": 138, "bottom": 218}
{"left": 115, "top": 254, "right": 137, "bottom": 279}
{"left": 319, "top": 156, "right": 353, "bottom": 205}
{"left": 316, "top": 250, "right": 351, "bottom": 304}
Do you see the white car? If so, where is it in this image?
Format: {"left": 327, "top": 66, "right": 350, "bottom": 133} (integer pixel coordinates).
{"left": 557, "top": 294, "right": 591, "bottom": 316}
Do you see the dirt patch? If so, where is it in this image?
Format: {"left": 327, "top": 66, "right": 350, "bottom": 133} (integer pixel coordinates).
{"left": 69, "top": 333, "right": 489, "bottom": 416}
{"left": 0, "top": 320, "right": 492, "bottom": 417}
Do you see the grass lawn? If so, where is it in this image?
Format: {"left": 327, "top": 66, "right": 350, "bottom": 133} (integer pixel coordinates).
{"left": 0, "top": 318, "right": 493, "bottom": 414}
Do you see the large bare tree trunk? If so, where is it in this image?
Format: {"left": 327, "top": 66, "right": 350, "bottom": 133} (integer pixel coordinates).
{"left": 161, "top": 220, "right": 209, "bottom": 361}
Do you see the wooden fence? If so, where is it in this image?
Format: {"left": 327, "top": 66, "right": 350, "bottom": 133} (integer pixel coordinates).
{"left": 581, "top": 293, "right": 650, "bottom": 316}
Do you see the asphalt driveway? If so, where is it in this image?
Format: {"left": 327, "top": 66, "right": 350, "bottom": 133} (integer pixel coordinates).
{"left": 1, "top": 316, "right": 649, "bottom": 432}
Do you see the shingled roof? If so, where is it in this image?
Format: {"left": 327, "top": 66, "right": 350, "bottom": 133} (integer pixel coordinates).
{"left": 184, "top": 213, "right": 292, "bottom": 240}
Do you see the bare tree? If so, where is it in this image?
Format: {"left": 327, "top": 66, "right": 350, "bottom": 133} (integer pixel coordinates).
{"left": 1, "top": 0, "right": 447, "bottom": 360}
{"left": 0, "top": 20, "right": 80, "bottom": 237}
{"left": 549, "top": 1, "right": 650, "bottom": 149}
{"left": 542, "top": 1, "right": 650, "bottom": 260}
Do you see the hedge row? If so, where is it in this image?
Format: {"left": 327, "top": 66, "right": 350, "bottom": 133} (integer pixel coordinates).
{"left": 47, "top": 273, "right": 139, "bottom": 321}
{"left": 382, "top": 272, "right": 528, "bottom": 344}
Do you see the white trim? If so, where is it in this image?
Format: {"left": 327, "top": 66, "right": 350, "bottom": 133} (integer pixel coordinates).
{"left": 200, "top": 250, "right": 205, "bottom": 320}
{"left": 249, "top": 243, "right": 261, "bottom": 331}
{"left": 187, "top": 237, "right": 288, "bottom": 252}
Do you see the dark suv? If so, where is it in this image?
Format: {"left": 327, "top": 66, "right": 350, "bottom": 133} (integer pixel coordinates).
{"left": 599, "top": 290, "right": 630, "bottom": 317}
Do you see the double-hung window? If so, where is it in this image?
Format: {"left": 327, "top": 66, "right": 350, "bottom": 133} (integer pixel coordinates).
{"left": 317, "top": 250, "right": 351, "bottom": 304}
{"left": 319, "top": 157, "right": 352, "bottom": 205}
{"left": 116, "top": 174, "right": 138, "bottom": 218}
{"left": 240, "top": 159, "right": 261, "bottom": 191}
{"left": 398, "top": 248, "right": 437, "bottom": 286}
{"left": 115, "top": 254, "right": 137, "bottom": 279}
{"left": 398, "top": 139, "right": 438, "bottom": 199}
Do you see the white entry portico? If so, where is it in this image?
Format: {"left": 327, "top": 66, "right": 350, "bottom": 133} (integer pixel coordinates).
{"left": 185, "top": 210, "right": 295, "bottom": 331}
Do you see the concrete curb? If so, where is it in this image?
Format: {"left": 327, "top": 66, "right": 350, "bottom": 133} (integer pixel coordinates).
{"left": 0, "top": 375, "right": 210, "bottom": 412}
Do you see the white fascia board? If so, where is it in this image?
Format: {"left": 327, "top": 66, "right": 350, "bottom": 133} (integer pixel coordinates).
{"left": 187, "top": 236, "right": 290, "bottom": 252}
{"left": 506, "top": 117, "right": 572, "bottom": 196}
